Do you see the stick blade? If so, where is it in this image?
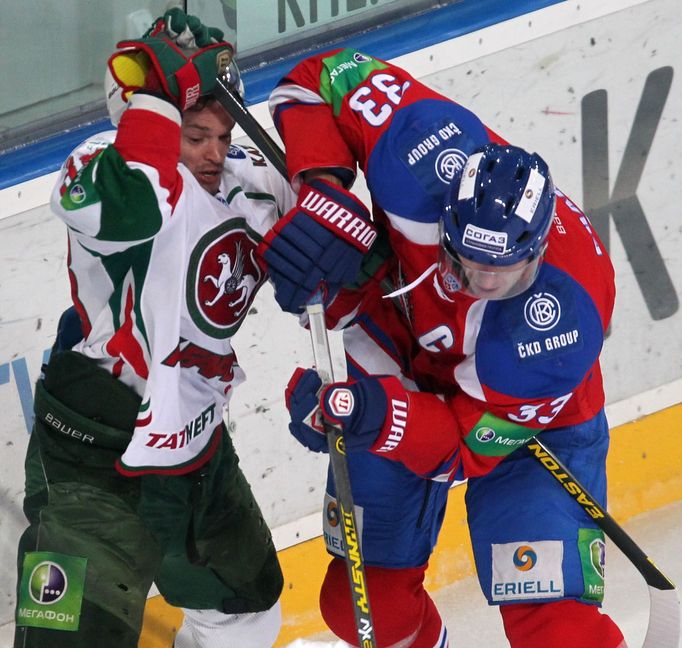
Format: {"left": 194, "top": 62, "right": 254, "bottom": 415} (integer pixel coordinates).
{"left": 642, "top": 586, "right": 680, "bottom": 648}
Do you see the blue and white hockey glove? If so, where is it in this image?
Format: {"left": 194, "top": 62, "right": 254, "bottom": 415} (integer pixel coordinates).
{"left": 258, "top": 179, "right": 377, "bottom": 314}
{"left": 285, "top": 368, "right": 389, "bottom": 453}
{"left": 285, "top": 368, "right": 328, "bottom": 453}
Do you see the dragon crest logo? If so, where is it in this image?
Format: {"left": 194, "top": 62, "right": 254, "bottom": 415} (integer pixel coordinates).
{"left": 188, "top": 221, "right": 266, "bottom": 338}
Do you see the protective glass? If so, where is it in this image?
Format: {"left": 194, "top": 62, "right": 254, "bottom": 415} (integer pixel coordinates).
{"left": 437, "top": 242, "right": 545, "bottom": 300}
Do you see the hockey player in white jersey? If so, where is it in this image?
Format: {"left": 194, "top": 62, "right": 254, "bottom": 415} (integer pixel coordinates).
{"left": 13, "top": 9, "right": 294, "bottom": 648}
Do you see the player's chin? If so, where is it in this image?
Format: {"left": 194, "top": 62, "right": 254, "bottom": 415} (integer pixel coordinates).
{"left": 196, "top": 173, "right": 221, "bottom": 195}
{"left": 470, "top": 284, "right": 509, "bottom": 300}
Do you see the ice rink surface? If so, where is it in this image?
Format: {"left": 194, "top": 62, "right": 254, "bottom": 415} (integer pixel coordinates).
{"left": 0, "top": 501, "right": 678, "bottom": 647}
{"left": 284, "top": 500, "right": 682, "bottom": 648}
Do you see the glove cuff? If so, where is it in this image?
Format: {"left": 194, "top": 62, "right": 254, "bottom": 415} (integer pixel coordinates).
{"left": 127, "top": 92, "right": 181, "bottom": 124}
{"left": 368, "top": 376, "right": 411, "bottom": 454}
{"left": 298, "top": 180, "right": 377, "bottom": 253}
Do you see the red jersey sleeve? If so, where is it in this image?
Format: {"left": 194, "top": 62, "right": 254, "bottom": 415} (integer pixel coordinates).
{"left": 114, "top": 93, "right": 184, "bottom": 207}
{"left": 269, "top": 48, "right": 448, "bottom": 189}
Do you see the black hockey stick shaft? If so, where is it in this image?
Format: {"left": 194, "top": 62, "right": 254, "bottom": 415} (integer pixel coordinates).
{"left": 527, "top": 436, "right": 679, "bottom": 648}
{"left": 213, "top": 76, "right": 288, "bottom": 178}
{"left": 307, "top": 297, "right": 376, "bottom": 647}
{"left": 212, "top": 78, "right": 377, "bottom": 646}
{"left": 526, "top": 436, "right": 675, "bottom": 590}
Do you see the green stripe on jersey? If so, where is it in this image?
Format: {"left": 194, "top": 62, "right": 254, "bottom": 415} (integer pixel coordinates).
{"left": 82, "top": 240, "right": 154, "bottom": 350}
{"left": 320, "top": 49, "right": 387, "bottom": 116}
{"left": 464, "top": 412, "right": 538, "bottom": 457}
{"left": 96, "top": 146, "right": 164, "bottom": 242}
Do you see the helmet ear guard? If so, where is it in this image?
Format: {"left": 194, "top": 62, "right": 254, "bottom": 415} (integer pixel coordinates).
{"left": 438, "top": 143, "right": 556, "bottom": 300}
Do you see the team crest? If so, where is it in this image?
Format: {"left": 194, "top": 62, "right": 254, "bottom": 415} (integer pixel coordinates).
{"left": 435, "top": 148, "right": 468, "bottom": 184}
{"left": 187, "top": 220, "right": 266, "bottom": 338}
{"left": 227, "top": 144, "right": 246, "bottom": 159}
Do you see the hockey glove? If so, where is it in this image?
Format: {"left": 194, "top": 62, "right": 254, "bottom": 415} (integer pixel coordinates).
{"left": 285, "top": 368, "right": 390, "bottom": 453}
{"left": 53, "top": 306, "right": 84, "bottom": 353}
{"left": 105, "top": 8, "right": 235, "bottom": 123}
{"left": 258, "top": 179, "right": 377, "bottom": 314}
{"left": 286, "top": 368, "right": 328, "bottom": 453}
{"left": 144, "top": 7, "right": 226, "bottom": 48}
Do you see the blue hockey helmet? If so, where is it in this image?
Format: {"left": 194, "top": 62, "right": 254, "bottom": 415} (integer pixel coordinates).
{"left": 438, "top": 143, "right": 556, "bottom": 300}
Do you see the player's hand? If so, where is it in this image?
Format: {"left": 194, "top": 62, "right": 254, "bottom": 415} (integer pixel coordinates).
{"left": 53, "top": 306, "right": 84, "bottom": 353}
{"left": 257, "top": 179, "right": 377, "bottom": 314}
{"left": 106, "top": 7, "right": 234, "bottom": 119}
{"left": 285, "top": 368, "right": 389, "bottom": 453}
{"left": 285, "top": 368, "right": 328, "bottom": 452}
{"left": 144, "top": 6, "right": 225, "bottom": 48}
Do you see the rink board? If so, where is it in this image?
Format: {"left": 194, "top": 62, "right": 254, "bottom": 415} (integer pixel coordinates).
{"left": 139, "top": 400, "right": 682, "bottom": 646}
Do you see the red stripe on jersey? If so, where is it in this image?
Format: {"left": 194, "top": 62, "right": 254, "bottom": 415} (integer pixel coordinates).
{"left": 115, "top": 423, "right": 222, "bottom": 476}
{"left": 66, "top": 240, "right": 92, "bottom": 338}
{"left": 136, "top": 412, "right": 153, "bottom": 427}
{"left": 105, "top": 286, "right": 149, "bottom": 379}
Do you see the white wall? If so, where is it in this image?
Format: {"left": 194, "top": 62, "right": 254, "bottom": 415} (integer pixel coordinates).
{"left": 0, "top": 0, "right": 680, "bottom": 632}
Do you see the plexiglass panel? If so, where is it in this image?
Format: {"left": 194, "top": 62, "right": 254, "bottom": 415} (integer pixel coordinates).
{"left": 0, "top": 0, "right": 451, "bottom": 154}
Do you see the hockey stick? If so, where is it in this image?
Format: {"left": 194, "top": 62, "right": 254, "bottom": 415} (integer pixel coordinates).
{"left": 213, "top": 75, "right": 288, "bottom": 178}
{"left": 527, "top": 436, "right": 680, "bottom": 648}
{"left": 307, "top": 293, "right": 377, "bottom": 647}
{"left": 210, "top": 74, "right": 679, "bottom": 646}
{"left": 213, "top": 75, "right": 377, "bottom": 647}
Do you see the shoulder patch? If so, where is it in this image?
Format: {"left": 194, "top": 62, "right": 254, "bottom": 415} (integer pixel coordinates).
{"left": 367, "top": 99, "right": 489, "bottom": 222}
{"left": 320, "top": 49, "right": 387, "bottom": 115}
{"left": 476, "top": 264, "right": 604, "bottom": 399}
{"left": 227, "top": 145, "right": 247, "bottom": 160}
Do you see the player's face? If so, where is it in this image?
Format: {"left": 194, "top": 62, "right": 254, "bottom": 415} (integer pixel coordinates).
{"left": 460, "top": 257, "right": 535, "bottom": 299}
{"left": 438, "top": 252, "right": 544, "bottom": 300}
{"left": 181, "top": 101, "right": 235, "bottom": 195}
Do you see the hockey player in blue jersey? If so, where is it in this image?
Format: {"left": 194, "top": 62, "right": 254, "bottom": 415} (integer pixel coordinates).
{"left": 258, "top": 48, "right": 627, "bottom": 647}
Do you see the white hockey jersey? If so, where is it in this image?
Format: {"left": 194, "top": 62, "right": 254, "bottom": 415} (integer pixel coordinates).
{"left": 50, "top": 94, "right": 295, "bottom": 475}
